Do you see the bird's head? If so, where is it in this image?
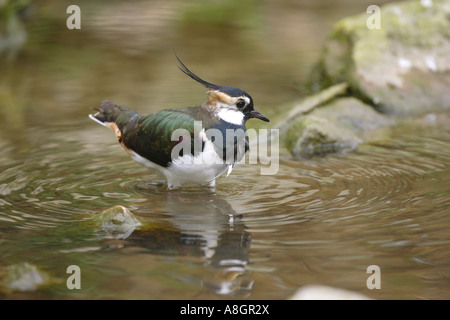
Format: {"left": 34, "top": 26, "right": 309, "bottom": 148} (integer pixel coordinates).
{"left": 176, "top": 54, "right": 269, "bottom": 125}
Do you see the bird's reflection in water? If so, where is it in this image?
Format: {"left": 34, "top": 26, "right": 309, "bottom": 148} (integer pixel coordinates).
{"left": 112, "top": 182, "right": 253, "bottom": 296}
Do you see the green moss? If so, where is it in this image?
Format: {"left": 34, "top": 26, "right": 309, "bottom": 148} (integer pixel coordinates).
{"left": 308, "top": 0, "right": 450, "bottom": 116}
{"left": 282, "top": 97, "right": 394, "bottom": 159}
{"left": 284, "top": 115, "right": 362, "bottom": 158}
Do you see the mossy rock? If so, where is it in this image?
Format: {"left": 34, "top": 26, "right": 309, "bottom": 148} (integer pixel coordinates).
{"left": 284, "top": 97, "right": 393, "bottom": 158}
{"left": 310, "top": 0, "right": 450, "bottom": 116}
{"left": 285, "top": 115, "right": 362, "bottom": 158}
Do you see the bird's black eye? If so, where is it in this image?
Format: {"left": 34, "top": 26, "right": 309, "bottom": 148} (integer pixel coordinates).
{"left": 236, "top": 100, "right": 246, "bottom": 109}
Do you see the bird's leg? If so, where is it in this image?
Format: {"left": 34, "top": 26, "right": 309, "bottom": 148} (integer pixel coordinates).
{"left": 208, "top": 179, "right": 216, "bottom": 191}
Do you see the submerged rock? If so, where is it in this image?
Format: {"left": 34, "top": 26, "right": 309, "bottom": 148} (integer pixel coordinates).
{"left": 284, "top": 97, "right": 393, "bottom": 158}
{"left": 1, "top": 262, "right": 49, "bottom": 292}
{"left": 310, "top": 0, "right": 450, "bottom": 116}
{"left": 93, "top": 205, "right": 142, "bottom": 239}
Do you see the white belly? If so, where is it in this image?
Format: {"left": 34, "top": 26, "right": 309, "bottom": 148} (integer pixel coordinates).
{"left": 128, "top": 140, "right": 233, "bottom": 189}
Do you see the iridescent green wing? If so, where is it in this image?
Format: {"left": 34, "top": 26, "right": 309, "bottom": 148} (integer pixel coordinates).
{"left": 121, "top": 108, "right": 198, "bottom": 167}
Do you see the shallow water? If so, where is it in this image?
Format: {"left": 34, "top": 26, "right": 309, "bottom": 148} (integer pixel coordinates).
{"left": 1, "top": 0, "right": 449, "bottom": 300}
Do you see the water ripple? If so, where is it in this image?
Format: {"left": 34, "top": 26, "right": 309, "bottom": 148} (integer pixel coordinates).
{"left": 224, "top": 127, "right": 450, "bottom": 239}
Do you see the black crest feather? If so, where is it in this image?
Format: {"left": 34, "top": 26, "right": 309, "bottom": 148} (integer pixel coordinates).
{"left": 173, "top": 50, "right": 252, "bottom": 99}
{"left": 174, "top": 50, "right": 220, "bottom": 91}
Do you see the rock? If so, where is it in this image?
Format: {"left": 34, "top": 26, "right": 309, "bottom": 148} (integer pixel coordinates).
{"left": 284, "top": 97, "right": 393, "bottom": 158}
{"left": 290, "top": 285, "right": 372, "bottom": 300}
{"left": 93, "top": 205, "right": 142, "bottom": 239}
{"left": 273, "top": 82, "right": 349, "bottom": 133}
{"left": 0, "top": 0, "right": 31, "bottom": 59}
{"left": 310, "top": 0, "right": 450, "bottom": 116}
{"left": 1, "top": 262, "right": 49, "bottom": 292}
{"left": 282, "top": 0, "right": 449, "bottom": 158}
{"left": 284, "top": 115, "right": 362, "bottom": 158}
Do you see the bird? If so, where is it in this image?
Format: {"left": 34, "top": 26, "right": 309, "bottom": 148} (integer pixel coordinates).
{"left": 89, "top": 54, "right": 269, "bottom": 190}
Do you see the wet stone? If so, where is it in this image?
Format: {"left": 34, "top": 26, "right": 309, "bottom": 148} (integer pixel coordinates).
{"left": 309, "top": 0, "right": 450, "bottom": 116}
{"left": 93, "top": 205, "right": 142, "bottom": 240}
{"left": 1, "top": 262, "right": 49, "bottom": 292}
{"left": 284, "top": 97, "right": 393, "bottom": 158}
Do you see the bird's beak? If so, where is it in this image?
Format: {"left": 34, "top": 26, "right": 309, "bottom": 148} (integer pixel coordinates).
{"left": 250, "top": 109, "right": 270, "bottom": 122}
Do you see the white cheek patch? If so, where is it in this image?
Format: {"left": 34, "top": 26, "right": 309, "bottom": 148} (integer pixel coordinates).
{"left": 217, "top": 108, "right": 245, "bottom": 125}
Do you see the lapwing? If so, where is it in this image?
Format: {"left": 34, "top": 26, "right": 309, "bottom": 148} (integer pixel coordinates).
{"left": 89, "top": 54, "right": 269, "bottom": 190}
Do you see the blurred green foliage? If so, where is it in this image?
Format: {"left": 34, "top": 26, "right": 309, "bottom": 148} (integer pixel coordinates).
{"left": 178, "top": 0, "right": 260, "bottom": 29}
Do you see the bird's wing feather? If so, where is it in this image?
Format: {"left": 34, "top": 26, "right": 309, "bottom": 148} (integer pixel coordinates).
{"left": 121, "top": 108, "right": 199, "bottom": 167}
